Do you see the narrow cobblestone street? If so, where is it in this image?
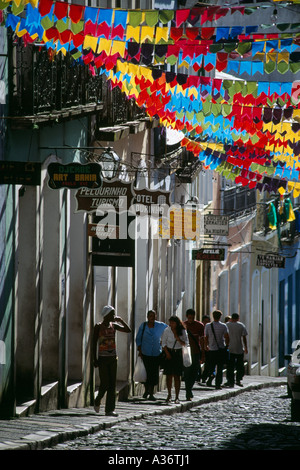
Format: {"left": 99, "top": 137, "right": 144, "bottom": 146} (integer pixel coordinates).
{"left": 45, "top": 385, "right": 300, "bottom": 451}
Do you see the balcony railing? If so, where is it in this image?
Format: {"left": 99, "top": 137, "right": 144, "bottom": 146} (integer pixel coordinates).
{"left": 175, "top": 150, "right": 202, "bottom": 183}
{"left": 221, "top": 185, "right": 257, "bottom": 218}
{"left": 9, "top": 40, "right": 145, "bottom": 126}
{"left": 10, "top": 40, "right": 103, "bottom": 119}
{"left": 111, "top": 86, "right": 146, "bottom": 125}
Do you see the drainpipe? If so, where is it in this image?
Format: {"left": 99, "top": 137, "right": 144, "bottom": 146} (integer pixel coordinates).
{"left": 131, "top": 262, "right": 136, "bottom": 397}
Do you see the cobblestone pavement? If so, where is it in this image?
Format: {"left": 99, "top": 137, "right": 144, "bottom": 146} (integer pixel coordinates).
{"left": 45, "top": 385, "right": 300, "bottom": 451}
{"left": 0, "top": 376, "right": 290, "bottom": 451}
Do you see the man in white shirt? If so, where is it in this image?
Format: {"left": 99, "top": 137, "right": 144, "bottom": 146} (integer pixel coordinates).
{"left": 204, "top": 310, "right": 229, "bottom": 390}
{"left": 225, "top": 313, "right": 248, "bottom": 387}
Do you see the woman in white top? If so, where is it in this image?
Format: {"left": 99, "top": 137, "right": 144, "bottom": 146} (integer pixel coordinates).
{"left": 161, "top": 316, "right": 189, "bottom": 403}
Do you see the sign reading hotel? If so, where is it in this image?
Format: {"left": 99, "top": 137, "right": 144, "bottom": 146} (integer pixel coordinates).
{"left": 47, "top": 162, "right": 102, "bottom": 189}
{"left": 132, "top": 188, "right": 172, "bottom": 215}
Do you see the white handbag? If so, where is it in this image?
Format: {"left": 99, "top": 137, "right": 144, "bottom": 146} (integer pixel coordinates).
{"left": 133, "top": 356, "right": 147, "bottom": 382}
{"left": 182, "top": 345, "right": 192, "bottom": 367}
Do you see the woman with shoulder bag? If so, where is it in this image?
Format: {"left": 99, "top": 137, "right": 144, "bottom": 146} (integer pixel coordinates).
{"left": 161, "top": 316, "right": 189, "bottom": 403}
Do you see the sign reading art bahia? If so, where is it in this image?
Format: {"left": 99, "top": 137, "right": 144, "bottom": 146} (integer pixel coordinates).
{"left": 256, "top": 254, "right": 286, "bottom": 269}
{"left": 47, "top": 162, "right": 102, "bottom": 189}
{"left": 0, "top": 161, "right": 41, "bottom": 186}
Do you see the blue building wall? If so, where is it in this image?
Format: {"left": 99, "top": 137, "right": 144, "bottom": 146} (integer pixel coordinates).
{"left": 278, "top": 238, "right": 300, "bottom": 367}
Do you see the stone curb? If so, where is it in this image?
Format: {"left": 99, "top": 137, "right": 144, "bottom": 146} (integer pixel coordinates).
{"left": 0, "top": 376, "right": 286, "bottom": 450}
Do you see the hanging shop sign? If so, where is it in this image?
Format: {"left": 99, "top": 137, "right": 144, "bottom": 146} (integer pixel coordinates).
{"left": 47, "top": 162, "right": 102, "bottom": 189}
{"left": 75, "top": 179, "right": 134, "bottom": 213}
{"left": 192, "top": 248, "right": 225, "bottom": 261}
{"left": 132, "top": 188, "right": 171, "bottom": 215}
{"left": 75, "top": 180, "right": 172, "bottom": 214}
{"left": 88, "top": 223, "right": 119, "bottom": 239}
{"left": 0, "top": 161, "right": 41, "bottom": 186}
{"left": 159, "top": 207, "right": 200, "bottom": 240}
{"left": 204, "top": 214, "right": 229, "bottom": 236}
{"left": 91, "top": 214, "right": 135, "bottom": 267}
{"left": 256, "top": 254, "right": 286, "bottom": 269}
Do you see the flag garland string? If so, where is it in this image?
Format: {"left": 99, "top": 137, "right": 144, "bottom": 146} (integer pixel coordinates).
{"left": 110, "top": 60, "right": 300, "bottom": 152}
{"left": 2, "top": 1, "right": 300, "bottom": 76}
{"left": 1, "top": 0, "right": 300, "bottom": 196}
{"left": 3, "top": 1, "right": 300, "bottom": 76}
{"left": 105, "top": 61, "right": 300, "bottom": 192}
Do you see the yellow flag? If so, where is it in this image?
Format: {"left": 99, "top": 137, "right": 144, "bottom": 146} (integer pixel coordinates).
{"left": 128, "top": 63, "right": 138, "bottom": 77}
{"left": 111, "top": 40, "right": 126, "bottom": 57}
{"left": 83, "top": 35, "right": 98, "bottom": 52}
{"left": 13, "top": 0, "right": 23, "bottom": 7}
{"left": 126, "top": 25, "right": 140, "bottom": 42}
{"left": 140, "top": 26, "right": 154, "bottom": 43}
{"left": 277, "top": 52, "right": 289, "bottom": 64}
{"left": 140, "top": 66, "right": 153, "bottom": 82}
{"left": 116, "top": 61, "right": 128, "bottom": 75}
{"left": 97, "top": 38, "right": 112, "bottom": 55}
{"left": 293, "top": 183, "right": 300, "bottom": 198}
{"left": 155, "top": 27, "right": 168, "bottom": 44}
{"left": 293, "top": 109, "right": 300, "bottom": 123}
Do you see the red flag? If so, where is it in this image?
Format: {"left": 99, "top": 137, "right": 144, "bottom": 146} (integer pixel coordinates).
{"left": 175, "top": 9, "right": 189, "bottom": 27}
{"left": 54, "top": 1, "right": 68, "bottom": 20}
{"left": 69, "top": 4, "right": 84, "bottom": 23}
{"left": 38, "top": 0, "right": 53, "bottom": 17}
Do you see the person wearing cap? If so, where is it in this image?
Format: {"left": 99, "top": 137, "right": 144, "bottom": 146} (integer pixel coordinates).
{"left": 92, "top": 305, "right": 131, "bottom": 416}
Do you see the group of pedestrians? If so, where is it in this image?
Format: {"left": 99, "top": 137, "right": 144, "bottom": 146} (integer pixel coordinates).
{"left": 92, "top": 305, "right": 248, "bottom": 415}
{"left": 201, "top": 311, "right": 248, "bottom": 389}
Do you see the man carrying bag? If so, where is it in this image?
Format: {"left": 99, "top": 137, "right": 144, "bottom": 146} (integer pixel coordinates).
{"left": 204, "top": 310, "right": 229, "bottom": 390}
{"left": 183, "top": 309, "right": 204, "bottom": 401}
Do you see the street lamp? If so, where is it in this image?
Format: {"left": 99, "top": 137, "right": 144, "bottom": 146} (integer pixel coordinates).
{"left": 135, "top": 158, "right": 148, "bottom": 189}
{"left": 99, "top": 148, "right": 120, "bottom": 179}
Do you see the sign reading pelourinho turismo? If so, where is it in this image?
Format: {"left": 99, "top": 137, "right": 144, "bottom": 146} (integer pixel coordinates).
{"left": 74, "top": 179, "right": 172, "bottom": 214}
{"left": 75, "top": 179, "right": 134, "bottom": 212}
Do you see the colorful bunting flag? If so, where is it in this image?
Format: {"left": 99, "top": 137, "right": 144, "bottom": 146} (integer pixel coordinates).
{"left": 1, "top": 0, "right": 300, "bottom": 195}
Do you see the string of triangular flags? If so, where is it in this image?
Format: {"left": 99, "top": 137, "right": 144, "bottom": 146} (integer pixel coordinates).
{"left": 2, "top": 0, "right": 300, "bottom": 75}
{"left": 104, "top": 60, "right": 300, "bottom": 195}
{"left": 1, "top": 0, "right": 300, "bottom": 196}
